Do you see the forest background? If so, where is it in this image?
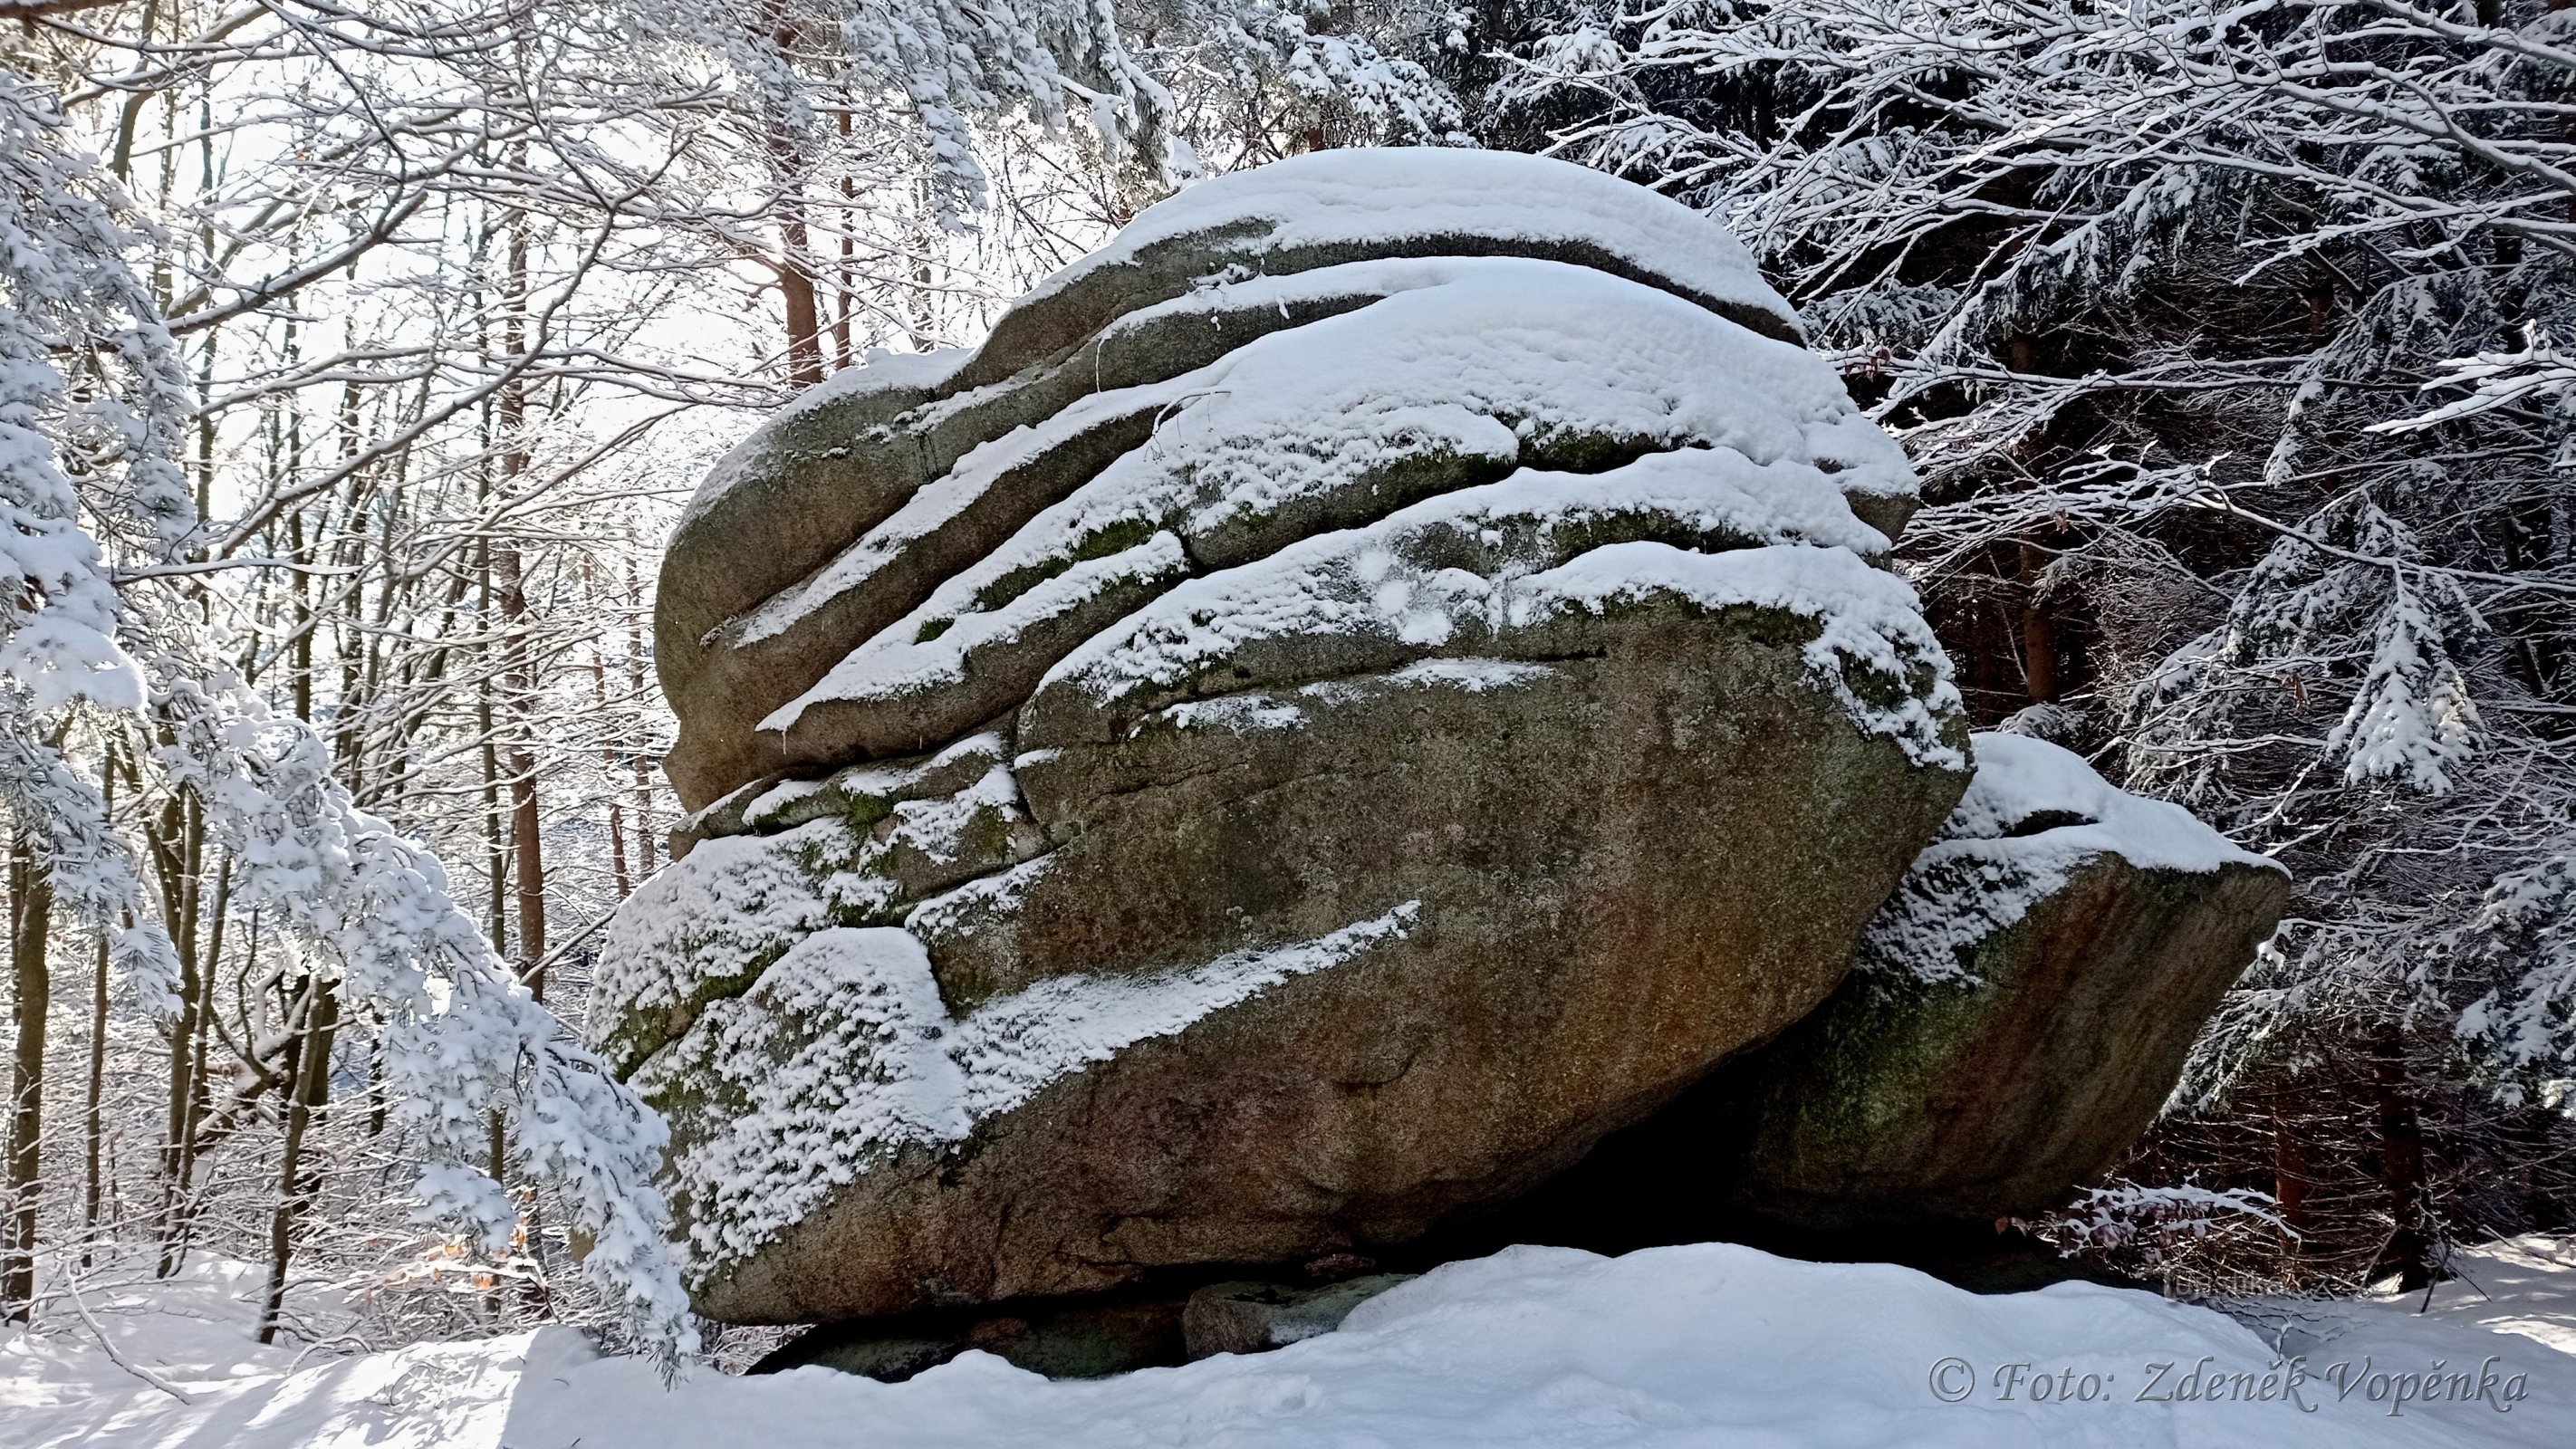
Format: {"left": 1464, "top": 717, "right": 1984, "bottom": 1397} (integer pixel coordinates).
{"left": 2, "top": 0, "right": 2571, "bottom": 1365}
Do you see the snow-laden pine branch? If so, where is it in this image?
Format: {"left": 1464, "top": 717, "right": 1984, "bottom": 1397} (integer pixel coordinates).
{"left": 1, "top": 68, "right": 185, "bottom": 1013}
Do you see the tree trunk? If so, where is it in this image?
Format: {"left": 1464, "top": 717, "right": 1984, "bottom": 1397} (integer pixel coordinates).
{"left": 5, "top": 843, "right": 54, "bottom": 1320}
{"left": 2017, "top": 540, "right": 2059, "bottom": 705}
{"left": 2373, "top": 1032, "right": 2431, "bottom": 1291}
{"left": 758, "top": 3, "right": 825, "bottom": 384}
{"left": 495, "top": 533, "right": 545, "bottom": 993}
{"left": 495, "top": 192, "right": 547, "bottom": 994}
{"left": 2270, "top": 1096, "right": 2308, "bottom": 1285}
{"left": 81, "top": 933, "right": 107, "bottom": 1265}
{"left": 777, "top": 234, "right": 826, "bottom": 384}
{"left": 152, "top": 792, "right": 202, "bottom": 1278}
{"left": 478, "top": 538, "right": 507, "bottom": 954}
{"left": 505, "top": 685, "right": 547, "bottom": 994}
{"left": 831, "top": 104, "right": 854, "bottom": 372}
{"left": 83, "top": 754, "right": 119, "bottom": 1262}
{"left": 159, "top": 904, "right": 218, "bottom": 1278}
{"left": 594, "top": 648, "right": 632, "bottom": 899}
{"left": 255, "top": 974, "right": 340, "bottom": 1344}
{"left": 626, "top": 557, "right": 657, "bottom": 876}
{"left": 908, "top": 177, "right": 937, "bottom": 352}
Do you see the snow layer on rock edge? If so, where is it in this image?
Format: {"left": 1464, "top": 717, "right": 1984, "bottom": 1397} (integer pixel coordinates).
{"left": 750, "top": 257, "right": 1905, "bottom": 680}
{"left": 784, "top": 431, "right": 1897, "bottom": 729}
{"left": 726, "top": 367, "right": 1206, "bottom": 650}
{"left": 590, "top": 753, "right": 1043, "bottom": 1073}
{"left": 719, "top": 732, "right": 1010, "bottom": 836}
{"left": 1016, "top": 148, "right": 1802, "bottom": 335}
{"left": 1860, "top": 732, "right": 2284, "bottom": 984}
{"left": 638, "top": 903, "right": 1421, "bottom": 1271}
{"left": 1043, "top": 535, "right": 1966, "bottom": 769}
{"left": 679, "top": 345, "right": 971, "bottom": 526}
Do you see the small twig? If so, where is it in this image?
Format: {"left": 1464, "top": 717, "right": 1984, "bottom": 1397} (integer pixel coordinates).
{"left": 517, "top": 910, "right": 615, "bottom": 989}
{"left": 114, "top": 557, "right": 360, "bottom": 582}
{"left": 62, "top": 1279, "right": 197, "bottom": 1405}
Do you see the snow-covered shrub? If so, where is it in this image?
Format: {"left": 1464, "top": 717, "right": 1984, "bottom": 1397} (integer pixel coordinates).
{"left": 2023, "top": 1180, "right": 2292, "bottom": 1295}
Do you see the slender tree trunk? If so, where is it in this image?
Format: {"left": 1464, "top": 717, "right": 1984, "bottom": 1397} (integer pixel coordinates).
{"left": 5, "top": 844, "right": 54, "bottom": 1320}
{"left": 495, "top": 542, "right": 545, "bottom": 994}
{"left": 478, "top": 537, "right": 507, "bottom": 954}
{"left": 162, "top": 909, "right": 218, "bottom": 1276}
{"left": 607, "top": 800, "right": 631, "bottom": 898}
{"left": 154, "top": 818, "right": 220, "bottom": 1281}
{"left": 152, "top": 805, "right": 197, "bottom": 1274}
{"left": 831, "top": 104, "right": 854, "bottom": 371}
{"left": 908, "top": 177, "right": 937, "bottom": 352}
{"left": 495, "top": 197, "right": 548, "bottom": 995}
{"left": 484, "top": 1108, "right": 510, "bottom": 1321}
{"left": 155, "top": 799, "right": 212, "bottom": 1279}
{"left": 476, "top": 187, "right": 543, "bottom": 1293}
{"left": 2270, "top": 1095, "right": 2308, "bottom": 1285}
{"left": 81, "top": 934, "right": 107, "bottom": 1265}
{"left": 2374, "top": 1032, "right": 2432, "bottom": 1291}
{"left": 2017, "top": 540, "right": 2058, "bottom": 705}
{"left": 85, "top": 760, "right": 116, "bottom": 1264}
{"left": 255, "top": 974, "right": 340, "bottom": 1344}
{"left": 288, "top": 511, "right": 314, "bottom": 721}
{"left": 627, "top": 558, "right": 657, "bottom": 875}
{"left": 504, "top": 660, "right": 547, "bottom": 994}
{"left": 594, "top": 649, "right": 632, "bottom": 899}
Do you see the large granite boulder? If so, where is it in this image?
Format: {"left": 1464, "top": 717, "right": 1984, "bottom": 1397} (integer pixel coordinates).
{"left": 596, "top": 149, "right": 1975, "bottom": 1323}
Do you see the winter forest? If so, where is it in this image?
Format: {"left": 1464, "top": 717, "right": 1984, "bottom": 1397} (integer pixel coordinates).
{"left": 3, "top": 0, "right": 2575, "bottom": 1443}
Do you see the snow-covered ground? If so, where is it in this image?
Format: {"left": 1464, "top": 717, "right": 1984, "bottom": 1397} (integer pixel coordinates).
{"left": 7, "top": 1238, "right": 2574, "bottom": 1448}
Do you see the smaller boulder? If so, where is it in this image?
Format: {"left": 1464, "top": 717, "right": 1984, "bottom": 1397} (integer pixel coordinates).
{"left": 1711, "top": 732, "right": 2291, "bottom": 1229}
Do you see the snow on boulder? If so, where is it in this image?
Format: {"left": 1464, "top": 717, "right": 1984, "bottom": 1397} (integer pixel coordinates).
{"left": 601, "top": 149, "right": 1977, "bottom": 1324}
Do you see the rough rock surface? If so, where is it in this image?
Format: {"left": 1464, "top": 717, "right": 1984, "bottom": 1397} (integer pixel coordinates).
{"left": 596, "top": 149, "right": 1976, "bottom": 1324}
